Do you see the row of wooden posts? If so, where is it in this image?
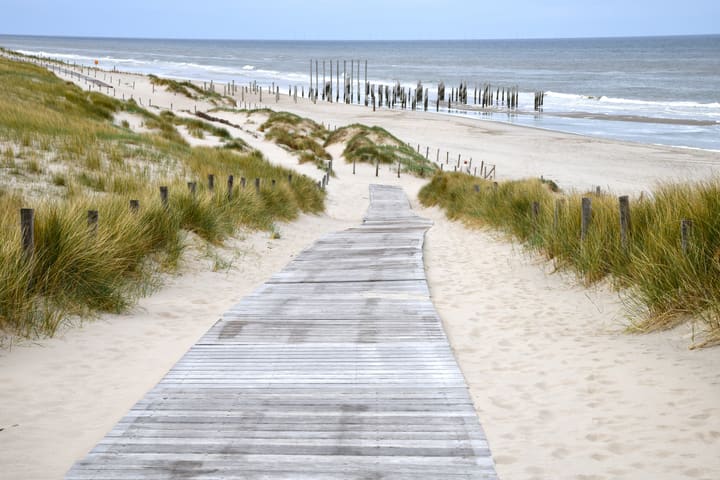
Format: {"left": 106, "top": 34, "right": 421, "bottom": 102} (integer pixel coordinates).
{"left": 471, "top": 184, "right": 695, "bottom": 252}
{"left": 307, "top": 59, "right": 531, "bottom": 112}
{"left": 17, "top": 173, "right": 310, "bottom": 257}
{"left": 413, "top": 144, "right": 496, "bottom": 179}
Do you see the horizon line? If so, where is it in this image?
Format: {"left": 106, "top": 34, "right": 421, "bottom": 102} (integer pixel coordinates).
{"left": 1, "top": 32, "right": 718, "bottom": 43}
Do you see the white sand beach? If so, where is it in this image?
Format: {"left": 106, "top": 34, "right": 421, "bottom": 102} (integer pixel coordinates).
{"left": 1, "top": 62, "right": 719, "bottom": 480}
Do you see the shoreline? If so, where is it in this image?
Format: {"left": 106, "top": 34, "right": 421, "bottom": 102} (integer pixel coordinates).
{"left": 3, "top": 46, "right": 720, "bottom": 153}
{"left": 1, "top": 54, "right": 719, "bottom": 480}
{"left": 16, "top": 51, "right": 717, "bottom": 194}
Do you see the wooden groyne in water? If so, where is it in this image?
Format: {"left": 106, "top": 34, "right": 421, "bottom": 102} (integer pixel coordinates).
{"left": 306, "top": 58, "right": 545, "bottom": 112}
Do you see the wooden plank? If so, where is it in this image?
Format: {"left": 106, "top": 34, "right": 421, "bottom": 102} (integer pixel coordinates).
{"left": 66, "top": 185, "right": 497, "bottom": 479}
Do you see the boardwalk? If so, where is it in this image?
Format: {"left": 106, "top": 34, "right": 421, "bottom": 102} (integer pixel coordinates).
{"left": 67, "top": 185, "right": 497, "bottom": 479}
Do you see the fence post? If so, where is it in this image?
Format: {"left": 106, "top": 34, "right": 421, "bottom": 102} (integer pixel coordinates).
{"left": 618, "top": 195, "right": 631, "bottom": 250}
{"left": 20, "top": 208, "right": 34, "bottom": 259}
{"left": 208, "top": 174, "right": 215, "bottom": 192}
{"left": 474, "top": 184, "right": 480, "bottom": 193}
{"left": 87, "top": 210, "right": 98, "bottom": 237}
{"left": 255, "top": 178, "right": 261, "bottom": 193}
{"left": 375, "top": 159, "right": 379, "bottom": 177}
{"left": 241, "top": 177, "right": 246, "bottom": 189}
{"left": 227, "top": 175, "right": 235, "bottom": 200}
{"left": 130, "top": 199, "right": 139, "bottom": 213}
{"left": 581, "top": 197, "right": 591, "bottom": 241}
{"left": 681, "top": 219, "right": 693, "bottom": 254}
{"left": 160, "top": 186, "right": 169, "bottom": 208}
{"left": 187, "top": 182, "right": 197, "bottom": 196}
{"left": 288, "top": 174, "right": 293, "bottom": 183}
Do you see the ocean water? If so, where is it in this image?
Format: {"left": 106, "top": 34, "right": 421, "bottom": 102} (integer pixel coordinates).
{"left": 1, "top": 35, "right": 719, "bottom": 151}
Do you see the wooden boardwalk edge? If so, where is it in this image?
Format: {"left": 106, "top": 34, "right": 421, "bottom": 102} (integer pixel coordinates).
{"left": 67, "top": 184, "right": 497, "bottom": 479}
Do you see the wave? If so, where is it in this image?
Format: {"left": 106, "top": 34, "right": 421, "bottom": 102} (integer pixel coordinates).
{"left": 546, "top": 91, "right": 720, "bottom": 110}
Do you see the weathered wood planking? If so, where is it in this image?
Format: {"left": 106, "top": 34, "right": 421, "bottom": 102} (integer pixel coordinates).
{"left": 66, "top": 184, "right": 497, "bottom": 479}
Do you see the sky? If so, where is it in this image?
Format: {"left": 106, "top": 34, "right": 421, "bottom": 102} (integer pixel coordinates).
{"left": 1, "top": 0, "right": 718, "bottom": 40}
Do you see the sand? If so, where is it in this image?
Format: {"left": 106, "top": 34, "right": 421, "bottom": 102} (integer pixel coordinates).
{"left": 1, "top": 61, "right": 719, "bottom": 479}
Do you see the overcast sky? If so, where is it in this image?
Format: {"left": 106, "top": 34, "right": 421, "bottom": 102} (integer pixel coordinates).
{"left": 2, "top": 0, "right": 718, "bottom": 40}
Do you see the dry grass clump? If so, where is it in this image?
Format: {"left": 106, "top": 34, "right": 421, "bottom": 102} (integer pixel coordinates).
{"left": 259, "top": 112, "right": 331, "bottom": 169}
{"left": 147, "top": 74, "right": 235, "bottom": 106}
{"left": 0, "top": 55, "right": 324, "bottom": 338}
{"left": 326, "top": 124, "right": 436, "bottom": 176}
{"left": 419, "top": 173, "right": 720, "bottom": 347}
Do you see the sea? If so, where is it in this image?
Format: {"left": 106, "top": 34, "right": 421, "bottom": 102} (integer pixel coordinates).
{"left": 1, "top": 34, "right": 719, "bottom": 151}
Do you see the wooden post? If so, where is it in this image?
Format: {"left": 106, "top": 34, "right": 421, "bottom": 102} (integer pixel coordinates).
{"left": 288, "top": 174, "right": 293, "bottom": 183}
{"left": 271, "top": 179, "right": 276, "bottom": 189}
{"left": 87, "top": 210, "right": 98, "bottom": 236}
{"left": 20, "top": 208, "right": 34, "bottom": 258}
{"left": 160, "top": 186, "right": 169, "bottom": 208}
{"left": 130, "top": 200, "right": 139, "bottom": 212}
{"left": 618, "top": 195, "right": 631, "bottom": 250}
{"left": 187, "top": 182, "right": 197, "bottom": 196}
{"left": 227, "top": 175, "right": 234, "bottom": 200}
{"left": 397, "top": 159, "right": 401, "bottom": 178}
{"left": 255, "top": 177, "right": 261, "bottom": 193}
{"left": 581, "top": 197, "right": 591, "bottom": 242}
{"left": 241, "top": 177, "right": 246, "bottom": 189}
{"left": 532, "top": 201, "right": 540, "bottom": 225}
{"left": 353, "top": 157, "right": 356, "bottom": 175}
{"left": 375, "top": 159, "right": 379, "bottom": 177}
{"left": 681, "top": 219, "right": 693, "bottom": 254}
{"left": 208, "top": 174, "right": 215, "bottom": 192}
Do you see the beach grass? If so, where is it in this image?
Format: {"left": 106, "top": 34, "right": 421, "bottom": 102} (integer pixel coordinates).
{"left": 419, "top": 173, "right": 720, "bottom": 347}
{"left": 325, "top": 124, "right": 436, "bottom": 176}
{"left": 147, "top": 74, "right": 234, "bottom": 106}
{"left": 0, "top": 55, "right": 324, "bottom": 338}
{"left": 259, "top": 111, "right": 332, "bottom": 170}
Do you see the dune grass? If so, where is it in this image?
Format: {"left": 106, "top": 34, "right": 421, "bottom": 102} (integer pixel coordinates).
{"left": 325, "top": 124, "right": 436, "bottom": 176}
{"left": 259, "top": 111, "right": 331, "bottom": 169}
{"left": 147, "top": 74, "right": 233, "bottom": 105}
{"left": 419, "top": 173, "right": 720, "bottom": 347}
{"left": 0, "top": 55, "right": 324, "bottom": 338}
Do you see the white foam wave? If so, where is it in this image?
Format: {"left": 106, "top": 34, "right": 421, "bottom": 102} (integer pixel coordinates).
{"left": 546, "top": 91, "right": 720, "bottom": 110}
{"left": 544, "top": 91, "right": 720, "bottom": 121}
